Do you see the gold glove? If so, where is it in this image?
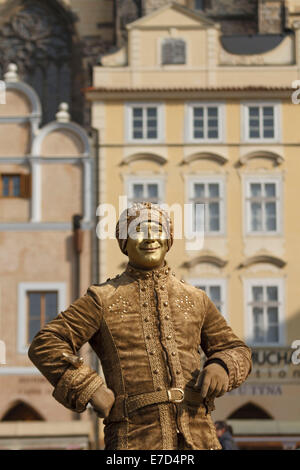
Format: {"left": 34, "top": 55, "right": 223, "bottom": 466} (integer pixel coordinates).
{"left": 62, "top": 352, "right": 115, "bottom": 418}
{"left": 194, "top": 363, "right": 229, "bottom": 399}
{"left": 89, "top": 385, "right": 115, "bottom": 419}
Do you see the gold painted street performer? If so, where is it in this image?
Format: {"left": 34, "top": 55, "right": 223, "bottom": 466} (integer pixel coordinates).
{"left": 28, "top": 202, "right": 252, "bottom": 450}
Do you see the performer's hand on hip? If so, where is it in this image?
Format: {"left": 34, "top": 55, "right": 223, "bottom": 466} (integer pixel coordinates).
{"left": 194, "top": 363, "right": 229, "bottom": 399}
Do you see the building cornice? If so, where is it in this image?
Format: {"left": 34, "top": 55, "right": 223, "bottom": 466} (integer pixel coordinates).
{"left": 85, "top": 86, "right": 292, "bottom": 101}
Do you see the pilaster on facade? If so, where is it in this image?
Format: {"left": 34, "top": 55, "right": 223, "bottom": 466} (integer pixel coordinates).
{"left": 129, "top": 29, "right": 141, "bottom": 87}
{"left": 207, "top": 27, "right": 218, "bottom": 87}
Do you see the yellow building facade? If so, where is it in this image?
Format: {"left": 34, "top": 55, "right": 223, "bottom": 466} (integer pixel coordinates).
{"left": 87, "top": 3, "right": 300, "bottom": 449}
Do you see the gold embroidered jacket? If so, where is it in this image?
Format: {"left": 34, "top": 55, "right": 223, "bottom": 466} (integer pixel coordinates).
{"left": 28, "top": 262, "right": 252, "bottom": 450}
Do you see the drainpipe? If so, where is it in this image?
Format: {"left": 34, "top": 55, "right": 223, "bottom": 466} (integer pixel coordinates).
{"left": 72, "top": 213, "right": 83, "bottom": 421}
{"left": 89, "top": 126, "right": 101, "bottom": 449}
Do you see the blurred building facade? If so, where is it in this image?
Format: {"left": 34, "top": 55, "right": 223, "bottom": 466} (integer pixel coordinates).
{"left": 87, "top": 2, "right": 300, "bottom": 450}
{"left": 0, "top": 62, "right": 98, "bottom": 448}
{"left": 0, "top": 0, "right": 300, "bottom": 450}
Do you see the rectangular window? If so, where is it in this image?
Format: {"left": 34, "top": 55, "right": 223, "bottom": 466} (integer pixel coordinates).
{"left": 27, "top": 291, "right": 58, "bottom": 344}
{"left": 161, "top": 38, "right": 186, "bottom": 65}
{"left": 18, "top": 282, "right": 66, "bottom": 353}
{"left": 126, "top": 103, "right": 163, "bottom": 142}
{"left": 193, "top": 106, "right": 218, "bottom": 139}
{"left": 188, "top": 178, "right": 224, "bottom": 235}
{"left": 245, "top": 280, "right": 284, "bottom": 345}
{"left": 127, "top": 178, "right": 164, "bottom": 205}
{"left": 189, "top": 279, "right": 227, "bottom": 320}
{"left": 0, "top": 174, "right": 31, "bottom": 198}
{"left": 245, "top": 177, "right": 281, "bottom": 234}
{"left": 243, "top": 103, "right": 280, "bottom": 142}
{"left": 186, "top": 103, "right": 224, "bottom": 142}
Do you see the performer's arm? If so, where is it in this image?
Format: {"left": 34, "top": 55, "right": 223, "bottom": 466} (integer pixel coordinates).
{"left": 195, "top": 292, "right": 252, "bottom": 400}
{"left": 28, "top": 285, "right": 112, "bottom": 414}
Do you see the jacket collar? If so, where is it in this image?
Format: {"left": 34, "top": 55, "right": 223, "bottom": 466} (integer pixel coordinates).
{"left": 125, "top": 260, "right": 172, "bottom": 281}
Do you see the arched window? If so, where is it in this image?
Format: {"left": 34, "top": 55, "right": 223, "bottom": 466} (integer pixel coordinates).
{"left": 227, "top": 402, "right": 273, "bottom": 420}
{"left": 161, "top": 38, "right": 186, "bottom": 65}
{"left": 0, "top": 0, "right": 84, "bottom": 125}
{"left": 2, "top": 401, "right": 44, "bottom": 421}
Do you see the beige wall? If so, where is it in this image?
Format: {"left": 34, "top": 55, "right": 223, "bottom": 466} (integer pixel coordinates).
{"left": 41, "top": 163, "right": 82, "bottom": 222}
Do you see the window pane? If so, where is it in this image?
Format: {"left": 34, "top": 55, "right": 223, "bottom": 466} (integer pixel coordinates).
{"left": 208, "top": 183, "right": 219, "bottom": 198}
{"left": 147, "top": 108, "right": 157, "bottom": 118}
{"left": 250, "top": 202, "right": 262, "bottom": 231}
{"left": 249, "top": 107, "right": 259, "bottom": 117}
{"left": 29, "top": 319, "right": 41, "bottom": 343}
{"left": 262, "top": 107, "right": 274, "bottom": 138}
{"left": 249, "top": 107, "right": 260, "bottom": 138}
{"left": 254, "top": 326, "right": 264, "bottom": 343}
{"left": 193, "top": 107, "right": 204, "bottom": 139}
{"left": 267, "top": 307, "right": 278, "bottom": 324}
{"left": 267, "top": 325, "right": 279, "bottom": 343}
{"left": 208, "top": 203, "right": 219, "bottom": 231}
{"left": 252, "top": 286, "right": 263, "bottom": 302}
{"left": 194, "top": 183, "right": 205, "bottom": 198}
{"left": 193, "top": 108, "right": 203, "bottom": 117}
{"left": 29, "top": 293, "right": 41, "bottom": 317}
{"left": 133, "top": 184, "right": 144, "bottom": 199}
{"left": 265, "top": 183, "right": 276, "bottom": 197}
{"left": 133, "top": 108, "right": 142, "bottom": 118}
{"left": 249, "top": 119, "right": 259, "bottom": 128}
{"left": 208, "top": 129, "right": 218, "bottom": 139}
{"left": 250, "top": 129, "right": 260, "bottom": 138}
{"left": 2, "top": 176, "right": 10, "bottom": 196}
{"left": 132, "top": 108, "right": 143, "bottom": 139}
{"left": 146, "top": 108, "right": 157, "bottom": 139}
{"left": 263, "top": 106, "right": 274, "bottom": 117}
{"left": 45, "top": 292, "right": 58, "bottom": 323}
{"left": 133, "top": 119, "right": 143, "bottom": 129}
{"left": 147, "top": 119, "right": 157, "bottom": 128}
{"left": 209, "top": 285, "right": 221, "bottom": 303}
{"left": 263, "top": 119, "right": 274, "bottom": 127}
{"left": 133, "top": 130, "right": 143, "bottom": 139}
{"left": 267, "top": 286, "right": 278, "bottom": 302}
{"left": 194, "top": 129, "right": 204, "bottom": 139}
{"left": 263, "top": 128, "right": 274, "bottom": 138}
{"left": 250, "top": 183, "right": 261, "bottom": 197}
{"left": 28, "top": 292, "right": 42, "bottom": 344}
{"left": 12, "top": 176, "right": 21, "bottom": 197}
{"left": 207, "top": 107, "right": 218, "bottom": 117}
{"left": 147, "top": 129, "right": 157, "bottom": 139}
{"left": 194, "top": 203, "right": 204, "bottom": 231}
{"left": 253, "top": 307, "right": 264, "bottom": 342}
{"left": 266, "top": 202, "right": 277, "bottom": 231}
{"left": 147, "top": 184, "right": 158, "bottom": 199}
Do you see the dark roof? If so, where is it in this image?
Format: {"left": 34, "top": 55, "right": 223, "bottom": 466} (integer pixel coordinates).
{"left": 221, "top": 33, "right": 293, "bottom": 55}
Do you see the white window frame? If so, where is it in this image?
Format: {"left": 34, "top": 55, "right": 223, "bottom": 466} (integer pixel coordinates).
{"left": 188, "top": 278, "right": 228, "bottom": 321}
{"left": 185, "top": 102, "right": 225, "bottom": 143}
{"left": 243, "top": 174, "right": 283, "bottom": 236}
{"left": 187, "top": 175, "right": 226, "bottom": 236}
{"left": 18, "top": 282, "right": 66, "bottom": 354}
{"left": 244, "top": 278, "right": 285, "bottom": 346}
{"left": 125, "top": 102, "right": 164, "bottom": 143}
{"left": 125, "top": 175, "right": 165, "bottom": 206}
{"left": 241, "top": 101, "right": 281, "bottom": 143}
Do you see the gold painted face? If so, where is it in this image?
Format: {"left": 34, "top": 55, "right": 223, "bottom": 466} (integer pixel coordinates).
{"left": 126, "top": 220, "right": 169, "bottom": 270}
